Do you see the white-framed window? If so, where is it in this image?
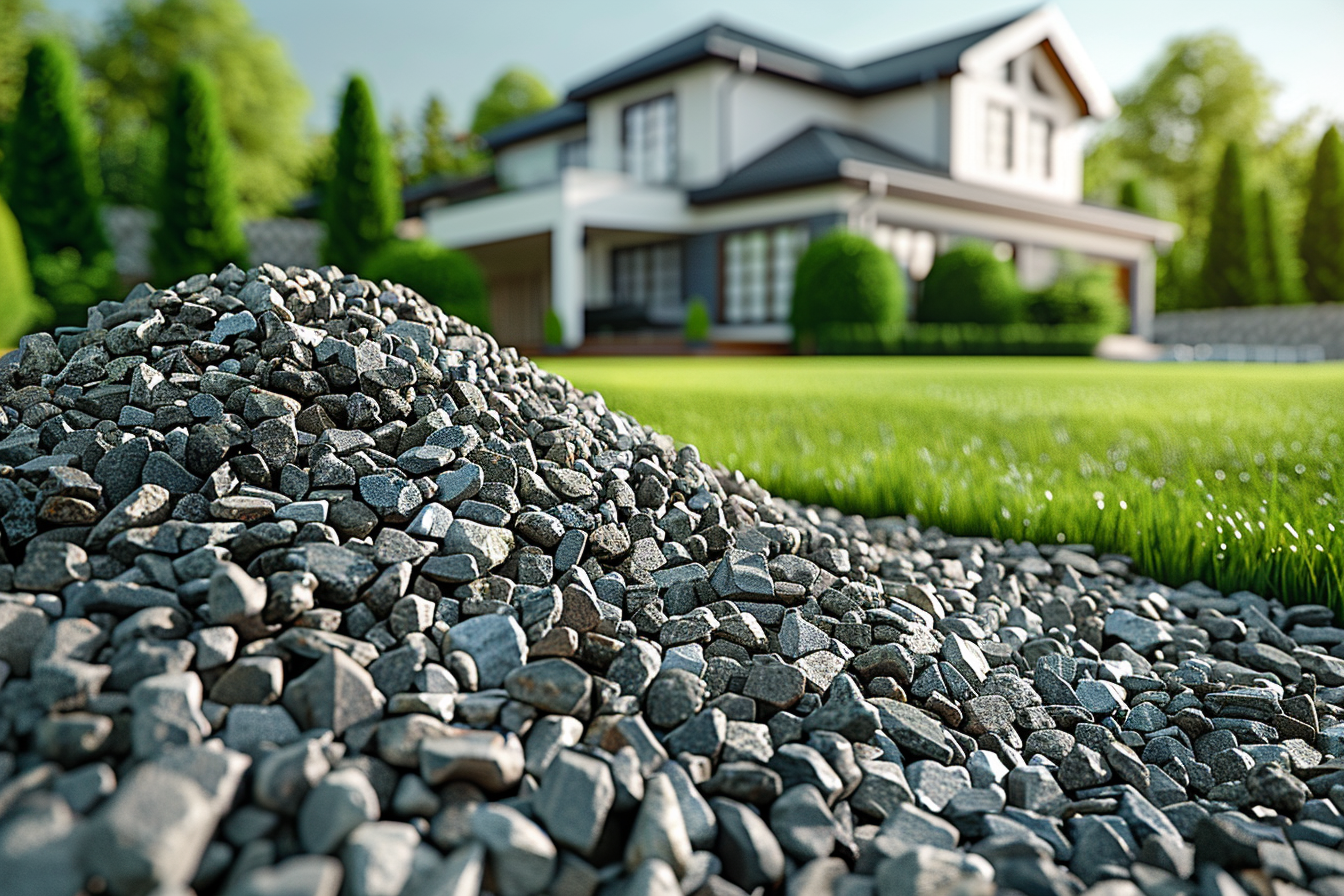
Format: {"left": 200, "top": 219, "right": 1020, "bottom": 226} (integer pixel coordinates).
{"left": 622, "top": 95, "right": 677, "bottom": 185}
{"left": 559, "top": 138, "right": 587, "bottom": 170}
{"left": 723, "top": 224, "right": 809, "bottom": 324}
{"left": 986, "top": 102, "right": 1013, "bottom": 173}
{"left": 612, "top": 242, "right": 682, "bottom": 313}
{"left": 1026, "top": 113, "right": 1052, "bottom": 180}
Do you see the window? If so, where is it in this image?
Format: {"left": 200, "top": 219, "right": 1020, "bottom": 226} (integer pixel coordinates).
{"left": 986, "top": 102, "right": 1013, "bottom": 173}
{"left": 612, "top": 243, "right": 682, "bottom": 313}
{"left": 722, "top": 224, "right": 809, "bottom": 324}
{"left": 623, "top": 95, "right": 677, "bottom": 184}
{"left": 559, "top": 138, "right": 588, "bottom": 170}
{"left": 1026, "top": 114, "right": 1052, "bottom": 180}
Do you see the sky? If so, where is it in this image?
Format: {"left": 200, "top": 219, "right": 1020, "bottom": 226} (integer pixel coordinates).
{"left": 45, "top": 0, "right": 1344, "bottom": 136}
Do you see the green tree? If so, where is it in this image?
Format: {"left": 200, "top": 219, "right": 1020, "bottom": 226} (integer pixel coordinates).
{"left": 418, "top": 94, "right": 459, "bottom": 181}
{"left": 1259, "top": 188, "right": 1305, "bottom": 304}
{"left": 1118, "top": 178, "right": 1156, "bottom": 217}
{"left": 791, "top": 231, "right": 905, "bottom": 334}
{"left": 1300, "top": 125, "right": 1344, "bottom": 303}
{"left": 82, "top": 0, "right": 309, "bottom": 215}
{"left": 4, "top": 35, "right": 114, "bottom": 326}
{"left": 152, "top": 64, "right": 247, "bottom": 285}
{"left": 323, "top": 75, "right": 400, "bottom": 271}
{"left": 0, "top": 0, "right": 46, "bottom": 176}
{"left": 0, "top": 192, "right": 51, "bottom": 346}
{"left": 470, "top": 68, "right": 555, "bottom": 137}
{"left": 365, "top": 239, "right": 489, "bottom": 330}
{"left": 1202, "top": 142, "right": 1267, "bottom": 307}
{"left": 917, "top": 242, "right": 1023, "bottom": 324}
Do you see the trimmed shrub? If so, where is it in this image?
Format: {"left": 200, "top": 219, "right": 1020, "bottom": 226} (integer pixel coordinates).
{"left": 1300, "top": 125, "right": 1344, "bottom": 303}
{"left": 816, "top": 322, "right": 1105, "bottom": 357}
{"left": 790, "top": 231, "right": 905, "bottom": 334}
{"left": 153, "top": 64, "right": 249, "bottom": 286}
{"left": 916, "top": 241, "right": 1024, "bottom": 324}
{"left": 323, "top": 75, "right": 400, "bottom": 271}
{"left": 543, "top": 308, "right": 564, "bottom": 348}
{"left": 684, "top": 296, "right": 710, "bottom": 345}
{"left": 1025, "top": 265, "right": 1127, "bottom": 333}
{"left": 1202, "top": 141, "right": 1268, "bottom": 307}
{"left": 0, "top": 194, "right": 52, "bottom": 347}
{"left": 364, "top": 240, "right": 489, "bottom": 329}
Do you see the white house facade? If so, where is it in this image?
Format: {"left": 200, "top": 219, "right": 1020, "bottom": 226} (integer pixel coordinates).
{"left": 423, "top": 6, "right": 1179, "bottom": 349}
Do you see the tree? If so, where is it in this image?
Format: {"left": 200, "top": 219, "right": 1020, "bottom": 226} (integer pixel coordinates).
{"left": 152, "top": 64, "right": 247, "bottom": 285}
{"left": 1202, "top": 142, "right": 1267, "bottom": 307}
{"left": 790, "top": 231, "right": 905, "bottom": 334}
{"left": 470, "top": 68, "right": 555, "bottom": 137}
{"left": 365, "top": 239, "right": 489, "bottom": 330}
{"left": 1118, "top": 178, "right": 1156, "bottom": 217}
{"left": 1300, "top": 125, "right": 1344, "bottom": 303}
{"left": 0, "top": 192, "right": 51, "bottom": 346}
{"left": 322, "top": 75, "right": 400, "bottom": 271}
{"left": 82, "top": 0, "right": 310, "bottom": 215}
{"left": 916, "top": 242, "right": 1023, "bottom": 324}
{"left": 4, "top": 35, "right": 114, "bottom": 326}
{"left": 0, "top": 0, "right": 45, "bottom": 176}
{"left": 418, "top": 95, "right": 458, "bottom": 181}
{"left": 1259, "top": 188, "right": 1305, "bottom": 304}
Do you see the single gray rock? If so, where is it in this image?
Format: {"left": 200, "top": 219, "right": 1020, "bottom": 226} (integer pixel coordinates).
{"left": 470, "top": 803, "right": 558, "bottom": 896}
{"left": 531, "top": 748, "right": 615, "bottom": 858}
{"left": 442, "top": 613, "right": 528, "bottom": 688}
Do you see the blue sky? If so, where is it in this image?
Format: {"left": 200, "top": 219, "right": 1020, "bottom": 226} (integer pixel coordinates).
{"left": 47, "top": 0, "right": 1344, "bottom": 135}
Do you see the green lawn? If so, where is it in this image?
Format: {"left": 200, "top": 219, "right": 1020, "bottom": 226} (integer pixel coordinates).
{"left": 544, "top": 356, "right": 1344, "bottom": 609}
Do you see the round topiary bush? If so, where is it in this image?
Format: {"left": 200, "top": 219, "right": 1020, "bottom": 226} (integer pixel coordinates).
{"left": 1025, "top": 265, "right": 1127, "bottom": 333}
{"left": 916, "top": 241, "right": 1024, "bottom": 324}
{"left": 790, "top": 231, "right": 905, "bottom": 333}
{"left": 364, "top": 239, "right": 490, "bottom": 330}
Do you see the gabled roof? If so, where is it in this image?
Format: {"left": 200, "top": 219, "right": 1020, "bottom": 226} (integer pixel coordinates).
{"left": 687, "top": 126, "right": 945, "bottom": 204}
{"left": 482, "top": 100, "right": 587, "bottom": 151}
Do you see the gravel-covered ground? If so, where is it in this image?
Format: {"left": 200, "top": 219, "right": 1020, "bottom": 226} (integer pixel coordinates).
{"left": 0, "top": 265, "right": 1342, "bottom": 896}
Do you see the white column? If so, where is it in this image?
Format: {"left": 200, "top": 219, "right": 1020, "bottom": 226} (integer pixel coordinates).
{"left": 551, "top": 216, "right": 585, "bottom": 349}
{"left": 1131, "top": 246, "right": 1156, "bottom": 340}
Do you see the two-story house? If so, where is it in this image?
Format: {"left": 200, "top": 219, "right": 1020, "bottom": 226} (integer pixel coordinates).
{"left": 423, "top": 6, "right": 1179, "bottom": 349}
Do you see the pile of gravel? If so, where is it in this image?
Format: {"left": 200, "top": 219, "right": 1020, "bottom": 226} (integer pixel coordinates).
{"left": 0, "top": 264, "right": 1342, "bottom": 896}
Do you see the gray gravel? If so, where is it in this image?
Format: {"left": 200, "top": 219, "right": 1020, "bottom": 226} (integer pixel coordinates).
{"left": 0, "top": 263, "right": 1339, "bottom": 896}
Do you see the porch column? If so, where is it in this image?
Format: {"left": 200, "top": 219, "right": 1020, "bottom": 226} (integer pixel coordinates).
{"left": 551, "top": 216, "right": 585, "bottom": 349}
{"left": 1130, "top": 246, "right": 1156, "bottom": 340}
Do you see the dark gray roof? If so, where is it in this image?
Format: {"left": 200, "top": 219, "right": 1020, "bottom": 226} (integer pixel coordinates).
{"left": 482, "top": 100, "right": 587, "bottom": 150}
{"left": 568, "top": 11, "right": 1034, "bottom": 100}
{"left": 687, "top": 126, "right": 945, "bottom": 204}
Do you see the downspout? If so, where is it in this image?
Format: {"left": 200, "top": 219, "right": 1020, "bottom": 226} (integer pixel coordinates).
{"left": 719, "top": 46, "right": 758, "bottom": 174}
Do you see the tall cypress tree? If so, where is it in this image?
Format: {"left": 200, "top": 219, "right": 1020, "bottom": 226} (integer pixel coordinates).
{"left": 322, "top": 75, "right": 399, "bottom": 271}
{"left": 1258, "top": 188, "right": 1305, "bottom": 304}
{"left": 152, "top": 64, "right": 248, "bottom": 285}
{"left": 1201, "top": 142, "right": 1267, "bottom": 307}
{"left": 3, "top": 36, "right": 109, "bottom": 268}
{"left": 1300, "top": 125, "right": 1344, "bottom": 304}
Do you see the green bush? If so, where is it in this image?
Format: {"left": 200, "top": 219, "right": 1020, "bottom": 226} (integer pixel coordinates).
{"left": 0, "top": 194, "right": 52, "bottom": 347}
{"left": 790, "top": 231, "right": 905, "bottom": 334}
{"left": 543, "top": 308, "right": 564, "bottom": 347}
{"left": 815, "top": 322, "right": 1105, "bottom": 357}
{"left": 684, "top": 296, "right": 710, "bottom": 344}
{"left": 323, "top": 75, "right": 400, "bottom": 271}
{"left": 153, "top": 64, "right": 249, "bottom": 286}
{"left": 31, "top": 247, "right": 117, "bottom": 329}
{"left": 916, "top": 241, "right": 1024, "bottom": 324}
{"left": 1025, "top": 265, "right": 1127, "bottom": 333}
{"left": 364, "top": 240, "right": 490, "bottom": 330}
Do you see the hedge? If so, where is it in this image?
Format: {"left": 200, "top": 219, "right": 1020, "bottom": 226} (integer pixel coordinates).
{"left": 364, "top": 239, "right": 490, "bottom": 330}
{"left": 815, "top": 322, "right": 1109, "bottom": 356}
{"left": 791, "top": 231, "right": 905, "bottom": 333}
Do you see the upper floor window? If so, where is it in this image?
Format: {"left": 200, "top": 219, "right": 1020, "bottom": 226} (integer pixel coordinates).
{"left": 560, "top": 138, "right": 588, "bottom": 170}
{"left": 623, "top": 95, "right": 677, "bottom": 184}
{"left": 1026, "top": 113, "right": 1052, "bottom": 180}
{"left": 986, "top": 102, "right": 1013, "bottom": 173}
{"left": 723, "top": 224, "right": 808, "bottom": 324}
{"left": 613, "top": 242, "right": 682, "bottom": 313}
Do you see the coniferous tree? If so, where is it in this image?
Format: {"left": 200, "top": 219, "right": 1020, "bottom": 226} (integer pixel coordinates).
{"left": 322, "top": 75, "right": 399, "bottom": 271}
{"left": 152, "top": 64, "right": 248, "bottom": 285}
{"left": 418, "top": 95, "right": 457, "bottom": 181}
{"left": 1299, "top": 125, "right": 1344, "bottom": 303}
{"left": 4, "top": 35, "right": 113, "bottom": 327}
{"left": 1258, "top": 188, "right": 1305, "bottom": 304}
{"left": 0, "top": 191, "right": 51, "bottom": 346}
{"left": 1118, "top": 178, "right": 1156, "bottom": 217}
{"left": 1201, "top": 142, "right": 1267, "bottom": 307}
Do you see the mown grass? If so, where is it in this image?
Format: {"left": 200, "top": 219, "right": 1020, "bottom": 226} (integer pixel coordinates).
{"left": 545, "top": 356, "right": 1344, "bottom": 610}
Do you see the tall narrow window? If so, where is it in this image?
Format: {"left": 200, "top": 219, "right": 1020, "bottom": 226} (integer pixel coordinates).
{"left": 1027, "top": 113, "right": 1052, "bottom": 180}
{"left": 986, "top": 102, "right": 1013, "bottom": 173}
{"left": 623, "top": 95, "right": 677, "bottom": 184}
{"left": 723, "top": 224, "right": 809, "bottom": 324}
{"left": 612, "top": 243, "right": 682, "bottom": 313}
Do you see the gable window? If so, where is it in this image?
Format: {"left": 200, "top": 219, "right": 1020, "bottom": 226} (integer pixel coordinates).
{"left": 560, "top": 138, "right": 588, "bottom": 170}
{"left": 623, "top": 95, "right": 677, "bottom": 184}
{"left": 612, "top": 242, "right": 682, "bottom": 313}
{"left": 722, "top": 224, "right": 809, "bottom": 324}
{"left": 986, "top": 102, "right": 1013, "bottom": 173}
{"left": 1026, "top": 113, "right": 1052, "bottom": 179}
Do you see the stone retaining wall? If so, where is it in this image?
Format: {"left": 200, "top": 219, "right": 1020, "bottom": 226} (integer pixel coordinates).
{"left": 1153, "top": 304, "right": 1344, "bottom": 360}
